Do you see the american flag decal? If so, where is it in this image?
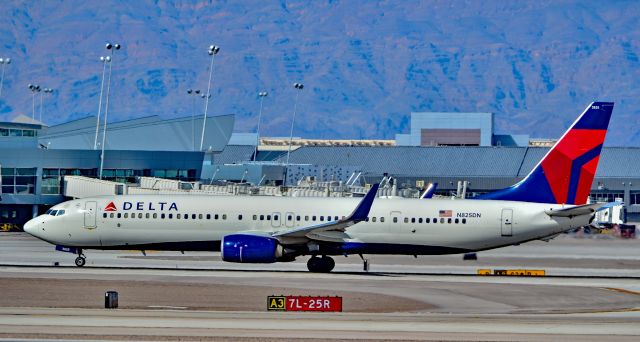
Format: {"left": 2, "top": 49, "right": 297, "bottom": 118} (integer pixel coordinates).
{"left": 439, "top": 210, "right": 452, "bottom": 217}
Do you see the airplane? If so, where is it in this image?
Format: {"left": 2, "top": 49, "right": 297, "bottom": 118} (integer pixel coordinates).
{"left": 24, "top": 101, "right": 614, "bottom": 273}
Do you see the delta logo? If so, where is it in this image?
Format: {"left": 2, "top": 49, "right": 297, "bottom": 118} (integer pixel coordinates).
{"left": 104, "top": 202, "right": 117, "bottom": 212}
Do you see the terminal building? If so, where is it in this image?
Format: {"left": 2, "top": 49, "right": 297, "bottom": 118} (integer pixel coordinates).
{"left": 3, "top": 109, "right": 640, "bottom": 228}
{"left": 0, "top": 114, "right": 233, "bottom": 228}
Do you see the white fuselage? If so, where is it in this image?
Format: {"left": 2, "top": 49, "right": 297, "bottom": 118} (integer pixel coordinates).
{"left": 24, "top": 194, "right": 587, "bottom": 254}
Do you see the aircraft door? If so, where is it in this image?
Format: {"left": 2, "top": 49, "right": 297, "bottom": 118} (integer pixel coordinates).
{"left": 84, "top": 201, "right": 97, "bottom": 229}
{"left": 285, "top": 212, "right": 295, "bottom": 228}
{"left": 501, "top": 208, "right": 513, "bottom": 236}
{"left": 271, "top": 212, "right": 281, "bottom": 228}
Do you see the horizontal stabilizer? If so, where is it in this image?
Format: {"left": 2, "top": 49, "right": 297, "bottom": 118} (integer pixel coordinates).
{"left": 544, "top": 203, "right": 605, "bottom": 218}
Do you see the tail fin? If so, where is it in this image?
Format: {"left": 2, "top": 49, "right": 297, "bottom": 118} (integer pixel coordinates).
{"left": 477, "top": 102, "right": 613, "bottom": 205}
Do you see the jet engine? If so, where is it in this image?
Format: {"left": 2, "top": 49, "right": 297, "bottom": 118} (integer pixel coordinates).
{"left": 221, "top": 234, "right": 283, "bottom": 263}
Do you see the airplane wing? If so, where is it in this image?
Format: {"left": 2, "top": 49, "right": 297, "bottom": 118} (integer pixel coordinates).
{"left": 544, "top": 203, "right": 605, "bottom": 218}
{"left": 271, "top": 183, "right": 379, "bottom": 239}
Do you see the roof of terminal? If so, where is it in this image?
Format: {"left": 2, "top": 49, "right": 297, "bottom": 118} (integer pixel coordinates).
{"left": 213, "top": 145, "right": 640, "bottom": 178}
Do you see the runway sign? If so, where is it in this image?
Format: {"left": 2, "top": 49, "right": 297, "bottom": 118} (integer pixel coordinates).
{"left": 477, "top": 269, "right": 545, "bottom": 276}
{"left": 268, "top": 296, "right": 342, "bottom": 312}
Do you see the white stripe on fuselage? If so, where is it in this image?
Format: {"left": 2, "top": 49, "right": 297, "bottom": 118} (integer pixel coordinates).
{"left": 31, "top": 195, "right": 588, "bottom": 253}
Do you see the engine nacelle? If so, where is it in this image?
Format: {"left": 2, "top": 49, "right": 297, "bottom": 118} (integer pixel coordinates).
{"left": 221, "top": 234, "right": 282, "bottom": 263}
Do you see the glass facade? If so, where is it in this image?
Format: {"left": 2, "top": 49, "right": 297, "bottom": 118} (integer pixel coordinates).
{"left": 0, "top": 128, "right": 37, "bottom": 137}
{"left": 1, "top": 168, "right": 37, "bottom": 194}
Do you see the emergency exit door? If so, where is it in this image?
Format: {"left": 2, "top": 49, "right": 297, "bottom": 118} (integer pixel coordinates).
{"left": 501, "top": 208, "right": 513, "bottom": 236}
{"left": 84, "top": 201, "right": 97, "bottom": 229}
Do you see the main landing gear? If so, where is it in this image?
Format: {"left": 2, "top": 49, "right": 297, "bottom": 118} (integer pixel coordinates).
{"left": 307, "top": 256, "right": 335, "bottom": 273}
{"left": 75, "top": 249, "right": 86, "bottom": 267}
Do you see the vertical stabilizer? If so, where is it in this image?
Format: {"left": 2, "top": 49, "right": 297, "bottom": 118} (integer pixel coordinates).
{"left": 477, "top": 102, "right": 613, "bottom": 205}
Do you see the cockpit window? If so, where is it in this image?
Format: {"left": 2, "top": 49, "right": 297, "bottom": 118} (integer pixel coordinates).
{"left": 56, "top": 210, "right": 65, "bottom": 216}
{"left": 49, "top": 210, "right": 58, "bottom": 216}
{"left": 45, "top": 209, "right": 53, "bottom": 215}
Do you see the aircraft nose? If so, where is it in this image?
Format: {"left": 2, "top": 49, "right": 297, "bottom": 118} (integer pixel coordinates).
{"left": 23, "top": 218, "right": 40, "bottom": 237}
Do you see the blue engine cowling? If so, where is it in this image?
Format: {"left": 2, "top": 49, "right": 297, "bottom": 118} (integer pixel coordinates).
{"left": 221, "top": 234, "right": 282, "bottom": 263}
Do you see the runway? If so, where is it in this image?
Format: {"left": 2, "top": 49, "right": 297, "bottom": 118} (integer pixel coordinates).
{"left": 1, "top": 233, "right": 639, "bottom": 341}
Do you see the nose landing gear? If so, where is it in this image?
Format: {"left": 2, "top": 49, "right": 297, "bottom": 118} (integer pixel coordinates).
{"left": 307, "top": 255, "right": 335, "bottom": 273}
{"left": 75, "top": 249, "right": 86, "bottom": 267}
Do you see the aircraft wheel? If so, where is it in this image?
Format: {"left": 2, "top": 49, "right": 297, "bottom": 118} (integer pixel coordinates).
{"left": 307, "top": 257, "right": 321, "bottom": 272}
{"left": 75, "top": 256, "right": 86, "bottom": 267}
{"left": 307, "top": 256, "right": 335, "bottom": 273}
{"left": 321, "top": 256, "right": 335, "bottom": 272}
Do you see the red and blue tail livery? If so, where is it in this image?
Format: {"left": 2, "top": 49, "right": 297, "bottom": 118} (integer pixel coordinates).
{"left": 477, "top": 102, "right": 614, "bottom": 205}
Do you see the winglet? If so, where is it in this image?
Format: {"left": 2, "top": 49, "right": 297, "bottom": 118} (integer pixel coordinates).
{"left": 348, "top": 183, "right": 379, "bottom": 221}
{"left": 421, "top": 182, "right": 438, "bottom": 199}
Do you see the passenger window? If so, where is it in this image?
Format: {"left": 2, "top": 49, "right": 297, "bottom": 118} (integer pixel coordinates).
{"left": 273, "top": 215, "right": 278, "bottom": 220}
{"left": 433, "top": 218, "right": 437, "bottom": 224}
{"left": 266, "top": 215, "right": 270, "bottom": 220}
{"left": 411, "top": 218, "right": 415, "bottom": 223}
{"left": 153, "top": 213, "right": 157, "bottom": 219}
{"left": 462, "top": 218, "right": 467, "bottom": 224}
{"left": 198, "top": 214, "right": 203, "bottom": 219}
{"left": 393, "top": 217, "right": 398, "bottom": 223}
{"left": 238, "top": 214, "right": 243, "bottom": 220}
{"left": 103, "top": 213, "right": 107, "bottom": 218}
{"left": 296, "top": 215, "right": 300, "bottom": 221}
{"left": 305, "top": 215, "right": 309, "bottom": 221}
{"left": 184, "top": 214, "right": 188, "bottom": 220}
{"left": 215, "top": 214, "right": 219, "bottom": 220}
{"left": 447, "top": 218, "right": 452, "bottom": 224}
{"left": 177, "top": 214, "right": 181, "bottom": 219}
{"left": 222, "top": 214, "right": 227, "bottom": 220}
{"left": 146, "top": 213, "right": 150, "bottom": 219}
{"left": 206, "top": 214, "right": 210, "bottom": 220}
{"left": 381, "top": 217, "right": 385, "bottom": 223}
{"left": 131, "top": 214, "right": 135, "bottom": 219}
{"left": 312, "top": 216, "right": 316, "bottom": 221}
{"left": 455, "top": 218, "right": 459, "bottom": 224}
{"left": 419, "top": 218, "right": 423, "bottom": 223}
{"left": 440, "top": 218, "right": 444, "bottom": 224}
{"left": 192, "top": 214, "right": 196, "bottom": 219}
{"left": 169, "top": 214, "right": 173, "bottom": 219}
{"left": 260, "top": 215, "right": 264, "bottom": 221}
{"left": 365, "top": 217, "right": 369, "bottom": 222}
{"left": 320, "top": 216, "right": 324, "bottom": 222}
{"left": 117, "top": 213, "right": 121, "bottom": 218}
{"left": 110, "top": 213, "right": 115, "bottom": 218}
{"left": 372, "top": 217, "right": 377, "bottom": 222}
{"left": 287, "top": 215, "right": 292, "bottom": 221}
{"left": 425, "top": 218, "right": 429, "bottom": 223}
{"left": 335, "top": 216, "right": 339, "bottom": 221}
{"left": 161, "top": 213, "right": 165, "bottom": 219}
{"left": 138, "top": 213, "right": 143, "bottom": 219}
{"left": 124, "top": 213, "right": 128, "bottom": 218}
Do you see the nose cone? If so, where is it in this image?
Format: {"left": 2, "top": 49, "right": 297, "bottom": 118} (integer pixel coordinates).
{"left": 23, "top": 217, "right": 39, "bottom": 237}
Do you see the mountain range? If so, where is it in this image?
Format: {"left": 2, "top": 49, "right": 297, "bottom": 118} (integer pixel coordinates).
{"left": 0, "top": 0, "right": 638, "bottom": 145}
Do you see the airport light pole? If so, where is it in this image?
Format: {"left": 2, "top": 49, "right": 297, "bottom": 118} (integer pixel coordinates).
{"left": 99, "top": 42, "right": 121, "bottom": 180}
{"left": 28, "top": 84, "right": 41, "bottom": 120}
{"left": 0, "top": 57, "right": 11, "bottom": 98}
{"left": 253, "top": 91, "right": 268, "bottom": 162}
{"left": 93, "top": 55, "right": 111, "bottom": 150}
{"left": 38, "top": 88, "right": 53, "bottom": 122}
{"left": 285, "top": 83, "right": 304, "bottom": 167}
{"left": 187, "top": 89, "right": 201, "bottom": 151}
{"left": 199, "top": 45, "right": 220, "bottom": 151}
